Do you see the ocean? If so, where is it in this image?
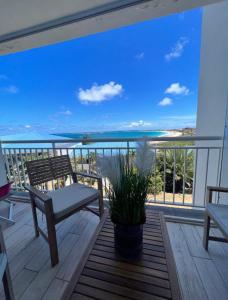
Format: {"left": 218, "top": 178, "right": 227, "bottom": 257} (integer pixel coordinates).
{"left": 1, "top": 130, "right": 167, "bottom": 149}
{"left": 54, "top": 130, "right": 168, "bottom": 148}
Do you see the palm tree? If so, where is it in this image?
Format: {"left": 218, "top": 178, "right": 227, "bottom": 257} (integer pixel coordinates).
{"left": 157, "top": 149, "right": 194, "bottom": 193}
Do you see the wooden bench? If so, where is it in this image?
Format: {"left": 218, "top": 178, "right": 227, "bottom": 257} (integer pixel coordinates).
{"left": 203, "top": 186, "right": 228, "bottom": 250}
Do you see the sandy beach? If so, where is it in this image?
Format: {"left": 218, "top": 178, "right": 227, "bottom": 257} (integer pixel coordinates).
{"left": 149, "top": 130, "right": 183, "bottom": 145}
{"left": 163, "top": 130, "right": 183, "bottom": 138}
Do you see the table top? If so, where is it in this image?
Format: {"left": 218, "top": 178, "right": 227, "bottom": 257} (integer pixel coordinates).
{"left": 72, "top": 210, "right": 182, "bottom": 300}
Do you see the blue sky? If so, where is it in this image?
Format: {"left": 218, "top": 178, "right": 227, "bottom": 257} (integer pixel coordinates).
{"left": 0, "top": 8, "right": 202, "bottom": 135}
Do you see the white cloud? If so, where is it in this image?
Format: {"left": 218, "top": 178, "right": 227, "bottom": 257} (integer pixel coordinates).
{"left": 135, "top": 52, "right": 144, "bottom": 60}
{"left": 124, "top": 120, "right": 152, "bottom": 128}
{"left": 78, "top": 81, "right": 123, "bottom": 104}
{"left": 158, "top": 97, "right": 173, "bottom": 106}
{"left": 24, "top": 125, "right": 31, "bottom": 128}
{"left": 59, "top": 110, "right": 72, "bottom": 116}
{"left": 165, "top": 82, "right": 189, "bottom": 95}
{"left": 165, "top": 37, "right": 189, "bottom": 61}
{"left": 3, "top": 85, "right": 19, "bottom": 94}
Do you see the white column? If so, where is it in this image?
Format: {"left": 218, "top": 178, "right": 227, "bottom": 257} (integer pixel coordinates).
{"left": 195, "top": 0, "right": 228, "bottom": 206}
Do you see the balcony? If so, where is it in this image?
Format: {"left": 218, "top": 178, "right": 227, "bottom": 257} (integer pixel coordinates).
{"left": 0, "top": 136, "right": 227, "bottom": 299}
{"left": 0, "top": 0, "right": 228, "bottom": 299}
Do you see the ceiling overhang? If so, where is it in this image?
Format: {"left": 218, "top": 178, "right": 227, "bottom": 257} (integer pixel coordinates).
{"left": 0, "top": 0, "right": 222, "bottom": 55}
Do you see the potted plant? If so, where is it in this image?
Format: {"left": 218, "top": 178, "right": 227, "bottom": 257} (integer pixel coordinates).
{"left": 97, "top": 140, "right": 155, "bottom": 259}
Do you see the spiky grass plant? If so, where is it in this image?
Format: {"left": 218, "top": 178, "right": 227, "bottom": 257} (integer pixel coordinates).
{"left": 97, "top": 140, "right": 155, "bottom": 225}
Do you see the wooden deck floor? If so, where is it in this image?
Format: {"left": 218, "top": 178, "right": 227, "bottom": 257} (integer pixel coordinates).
{"left": 0, "top": 202, "right": 101, "bottom": 300}
{"left": 167, "top": 222, "right": 228, "bottom": 300}
{"left": 1, "top": 203, "right": 228, "bottom": 299}
{"left": 71, "top": 211, "right": 181, "bottom": 300}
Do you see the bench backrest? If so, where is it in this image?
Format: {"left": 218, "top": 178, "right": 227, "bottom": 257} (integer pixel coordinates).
{"left": 26, "top": 155, "right": 73, "bottom": 186}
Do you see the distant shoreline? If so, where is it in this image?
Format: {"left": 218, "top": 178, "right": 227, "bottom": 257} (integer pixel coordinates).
{"left": 162, "top": 130, "right": 183, "bottom": 138}
{"left": 149, "top": 130, "right": 183, "bottom": 145}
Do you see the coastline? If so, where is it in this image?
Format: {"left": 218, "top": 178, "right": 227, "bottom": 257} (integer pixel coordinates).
{"left": 149, "top": 130, "right": 182, "bottom": 145}
{"left": 1, "top": 129, "right": 185, "bottom": 149}
{"left": 163, "top": 130, "right": 183, "bottom": 138}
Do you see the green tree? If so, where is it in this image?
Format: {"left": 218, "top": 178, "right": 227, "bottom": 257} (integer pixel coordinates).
{"left": 147, "top": 172, "right": 163, "bottom": 195}
{"left": 157, "top": 149, "right": 194, "bottom": 193}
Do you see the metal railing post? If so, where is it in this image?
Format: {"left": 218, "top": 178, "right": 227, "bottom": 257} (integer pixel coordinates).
{"left": 127, "top": 141, "right": 130, "bottom": 169}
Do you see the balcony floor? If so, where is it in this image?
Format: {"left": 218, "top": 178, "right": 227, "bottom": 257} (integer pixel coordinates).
{"left": 0, "top": 202, "right": 101, "bottom": 300}
{"left": 1, "top": 202, "right": 228, "bottom": 299}
{"left": 167, "top": 222, "right": 228, "bottom": 300}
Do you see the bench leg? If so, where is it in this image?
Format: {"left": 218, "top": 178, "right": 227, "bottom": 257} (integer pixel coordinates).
{"left": 3, "top": 268, "right": 14, "bottom": 300}
{"left": 203, "top": 213, "right": 211, "bottom": 251}
{"left": 45, "top": 200, "right": 59, "bottom": 267}
{"left": 30, "top": 194, "right": 39, "bottom": 238}
{"left": 98, "top": 180, "right": 104, "bottom": 219}
{"left": 98, "top": 195, "right": 104, "bottom": 219}
{"left": 46, "top": 217, "right": 59, "bottom": 267}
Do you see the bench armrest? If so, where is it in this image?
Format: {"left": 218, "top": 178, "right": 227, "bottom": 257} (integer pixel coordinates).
{"left": 73, "top": 171, "right": 102, "bottom": 181}
{"left": 74, "top": 172, "right": 104, "bottom": 216}
{"left": 73, "top": 172, "right": 103, "bottom": 198}
{"left": 206, "top": 186, "right": 228, "bottom": 204}
{"left": 207, "top": 186, "right": 228, "bottom": 193}
{"left": 24, "top": 185, "right": 52, "bottom": 202}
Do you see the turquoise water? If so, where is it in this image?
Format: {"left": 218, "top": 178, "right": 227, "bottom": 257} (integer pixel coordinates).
{"left": 54, "top": 130, "right": 167, "bottom": 148}
{"left": 1, "top": 130, "right": 167, "bottom": 149}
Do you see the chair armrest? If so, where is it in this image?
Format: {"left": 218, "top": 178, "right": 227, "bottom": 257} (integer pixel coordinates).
{"left": 73, "top": 172, "right": 103, "bottom": 196}
{"left": 23, "top": 185, "right": 51, "bottom": 202}
{"left": 73, "top": 172, "right": 102, "bottom": 181}
{"left": 207, "top": 186, "right": 228, "bottom": 193}
{"left": 206, "top": 186, "right": 228, "bottom": 204}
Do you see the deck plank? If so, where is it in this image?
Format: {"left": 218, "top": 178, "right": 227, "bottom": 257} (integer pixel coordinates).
{"left": 0, "top": 202, "right": 100, "bottom": 300}
{"left": 42, "top": 278, "right": 69, "bottom": 300}
{"left": 193, "top": 256, "right": 228, "bottom": 300}
{"left": 13, "top": 268, "right": 37, "bottom": 299}
{"left": 56, "top": 212, "right": 99, "bottom": 281}
{"left": 196, "top": 226, "right": 228, "bottom": 291}
{"left": 19, "top": 233, "right": 81, "bottom": 300}
{"left": 167, "top": 222, "right": 208, "bottom": 300}
{"left": 181, "top": 224, "right": 210, "bottom": 259}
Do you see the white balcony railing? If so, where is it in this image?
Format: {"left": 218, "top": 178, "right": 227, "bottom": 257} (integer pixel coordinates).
{"left": 0, "top": 136, "right": 223, "bottom": 208}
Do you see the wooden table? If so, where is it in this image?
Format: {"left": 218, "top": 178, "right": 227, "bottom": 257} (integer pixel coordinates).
{"left": 71, "top": 210, "right": 182, "bottom": 300}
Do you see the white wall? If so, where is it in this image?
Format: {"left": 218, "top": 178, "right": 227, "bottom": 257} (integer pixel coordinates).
{"left": 195, "top": 0, "right": 228, "bottom": 206}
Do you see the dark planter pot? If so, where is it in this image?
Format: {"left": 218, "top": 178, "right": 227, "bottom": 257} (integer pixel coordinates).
{"left": 114, "top": 223, "right": 143, "bottom": 259}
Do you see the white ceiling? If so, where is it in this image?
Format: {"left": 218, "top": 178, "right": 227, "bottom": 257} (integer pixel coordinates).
{"left": 0, "top": 0, "right": 222, "bottom": 55}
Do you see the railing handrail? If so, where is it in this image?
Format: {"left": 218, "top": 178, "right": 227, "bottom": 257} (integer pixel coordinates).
{"left": 0, "top": 135, "right": 223, "bottom": 144}
{"left": 1, "top": 146, "right": 222, "bottom": 150}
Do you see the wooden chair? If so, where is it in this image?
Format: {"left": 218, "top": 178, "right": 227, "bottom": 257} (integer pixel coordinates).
{"left": 0, "top": 224, "right": 14, "bottom": 299}
{"left": 24, "top": 155, "right": 104, "bottom": 267}
{"left": 203, "top": 186, "right": 228, "bottom": 250}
